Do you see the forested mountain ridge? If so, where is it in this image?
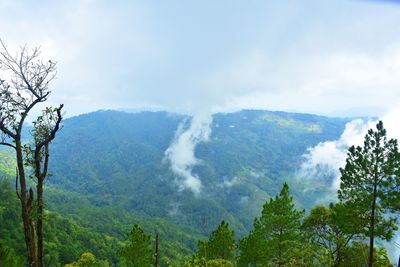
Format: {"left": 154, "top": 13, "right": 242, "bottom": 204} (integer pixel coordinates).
{"left": 1, "top": 109, "right": 354, "bottom": 265}
{"left": 47, "top": 110, "right": 349, "bottom": 233}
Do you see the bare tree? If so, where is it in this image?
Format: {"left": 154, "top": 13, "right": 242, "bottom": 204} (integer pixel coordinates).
{"left": 0, "top": 39, "right": 63, "bottom": 267}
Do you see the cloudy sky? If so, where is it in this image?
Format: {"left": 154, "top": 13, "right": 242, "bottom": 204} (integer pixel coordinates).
{"left": 1, "top": 0, "right": 400, "bottom": 117}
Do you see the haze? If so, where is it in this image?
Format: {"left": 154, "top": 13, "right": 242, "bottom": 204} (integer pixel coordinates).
{"left": 1, "top": 0, "right": 400, "bottom": 117}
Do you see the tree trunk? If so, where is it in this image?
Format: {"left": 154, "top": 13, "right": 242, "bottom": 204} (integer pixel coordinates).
{"left": 369, "top": 185, "right": 377, "bottom": 267}
{"left": 16, "top": 141, "right": 37, "bottom": 267}
{"left": 37, "top": 177, "right": 44, "bottom": 267}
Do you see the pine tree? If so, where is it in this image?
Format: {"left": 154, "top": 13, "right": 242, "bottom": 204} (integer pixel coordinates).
{"left": 198, "top": 221, "right": 236, "bottom": 262}
{"left": 208, "top": 221, "right": 236, "bottom": 261}
{"left": 237, "top": 228, "right": 264, "bottom": 267}
{"left": 338, "top": 121, "right": 400, "bottom": 267}
{"left": 119, "top": 224, "right": 153, "bottom": 267}
{"left": 239, "top": 183, "right": 305, "bottom": 266}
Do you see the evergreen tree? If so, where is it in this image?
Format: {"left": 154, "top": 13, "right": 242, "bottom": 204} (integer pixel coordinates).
{"left": 208, "top": 221, "right": 236, "bottom": 261}
{"left": 338, "top": 121, "right": 400, "bottom": 267}
{"left": 237, "top": 229, "right": 264, "bottom": 267}
{"left": 257, "top": 182, "right": 304, "bottom": 266}
{"left": 239, "top": 183, "right": 306, "bottom": 266}
{"left": 119, "top": 225, "right": 153, "bottom": 267}
{"left": 197, "top": 221, "right": 236, "bottom": 261}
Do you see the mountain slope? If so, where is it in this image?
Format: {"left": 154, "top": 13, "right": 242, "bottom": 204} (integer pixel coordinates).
{"left": 0, "top": 109, "right": 351, "bottom": 264}
{"left": 47, "top": 109, "right": 348, "bottom": 236}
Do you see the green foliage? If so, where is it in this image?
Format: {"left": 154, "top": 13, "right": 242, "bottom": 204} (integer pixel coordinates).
{"left": 238, "top": 183, "right": 307, "bottom": 266}
{"left": 259, "top": 113, "right": 322, "bottom": 133}
{"left": 0, "top": 179, "right": 120, "bottom": 265}
{"left": 118, "top": 224, "right": 153, "bottom": 267}
{"left": 340, "top": 242, "right": 392, "bottom": 267}
{"left": 65, "top": 252, "right": 96, "bottom": 267}
{"left": 64, "top": 252, "right": 110, "bottom": 267}
{"left": 34, "top": 109, "right": 347, "bottom": 264}
{"left": 0, "top": 179, "right": 25, "bottom": 255}
{"left": 257, "top": 183, "right": 304, "bottom": 265}
{"left": 0, "top": 242, "right": 25, "bottom": 267}
{"left": 8, "top": 110, "right": 393, "bottom": 266}
{"left": 302, "top": 204, "right": 361, "bottom": 266}
{"left": 182, "top": 255, "right": 207, "bottom": 267}
{"left": 338, "top": 121, "right": 400, "bottom": 264}
{"left": 197, "top": 221, "right": 236, "bottom": 261}
{"left": 207, "top": 258, "right": 235, "bottom": 267}
{"left": 237, "top": 229, "right": 264, "bottom": 267}
{"left": 0, "top": 151, "right": 15, "bottom": 176}
{"left": 48, "top": 110, "right": 348, "bottom": 236}
{"left": 183, "top": 256, "right": 234, "bottom": 267}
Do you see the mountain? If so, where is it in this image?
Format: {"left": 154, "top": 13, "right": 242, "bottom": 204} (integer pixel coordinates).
{"left": 48, "top": 110, "right": 348, "bottom": 231}
{"left": 0, "top": 109, "right": 350, "bottom": 265}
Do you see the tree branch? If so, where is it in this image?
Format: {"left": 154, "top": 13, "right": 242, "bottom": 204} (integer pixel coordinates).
{"left": 34, "top": 104, "right": 63, "bottom": 178}
{"left": 16, "top": 92, "right": 50, "bottom": 135}
{"left": 0, "top": 121, "right": 17, "bottom": 139}
{"left": 0, "top": 141, "right": 16, "bottom": 149}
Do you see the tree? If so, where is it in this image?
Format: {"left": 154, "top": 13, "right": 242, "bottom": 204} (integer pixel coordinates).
{"left": 340, "top": 242, "right": 392, "bottom": 267}
{"left": 0, "top": 39, "right": 63, "bottom": 267}
{"left": 238, "top": 183, "right": 306, "bottom": 266}
{"left": 207, "top": 259, "right": 234, "bottom": 267}
{"left": 64, "top": 252, "right": 110, "bottom": 267}
{"left": 198, "top": 221, "right": 236, "bottom": 261}
{"left": 119, "top": 224, "right": 153, "bottom": 267}
{"left": 65, "top": 252, "right": 96, "bottom": 267}
{"left": 302, "top": 204, "right": 361, "bottom": 266}
{"left": 237, "top": 229, "right": 264, "bottom": 267}
{"left": 182, "top": 255, "right": 207, "bottom": 267}
{"left": 183, "top": 256, "right": 234, "bottom": 267}
{"left": 338, "top": 121, "right": 400, "bottom": 267}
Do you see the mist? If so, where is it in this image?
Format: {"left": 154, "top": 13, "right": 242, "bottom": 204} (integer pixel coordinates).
{"left": 164, "top": 112, "right": 212, "bottom": 195}
{"left": 299, "top": 106, "right": 400, "bottom": 262}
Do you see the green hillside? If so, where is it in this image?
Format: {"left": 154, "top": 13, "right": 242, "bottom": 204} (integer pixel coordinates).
{"left": 0, "top": 109, "right": 351, "bottom": 265}
{"left": 49, "top": 110, "right": 348, "bottom": 228}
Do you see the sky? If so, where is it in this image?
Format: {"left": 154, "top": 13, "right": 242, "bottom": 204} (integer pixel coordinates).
{"left": 1, "top": 0, "right": 400, "bottom": 117}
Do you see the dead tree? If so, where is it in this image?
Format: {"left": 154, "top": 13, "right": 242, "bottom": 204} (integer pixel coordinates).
{"left": 0, "top": 39, "right": 63, "bottom": 267}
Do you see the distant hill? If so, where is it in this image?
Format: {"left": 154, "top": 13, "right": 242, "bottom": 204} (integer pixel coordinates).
{"left": 48, "top": 110, "right": 348, "bottom": 234}
{"left": 0, "top": 109, "right": 351, "bottom": 264}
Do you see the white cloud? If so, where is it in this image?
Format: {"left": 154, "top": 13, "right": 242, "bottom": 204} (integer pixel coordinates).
{"left": 222, "top": 176, "right": 240, "bottom": 188}
{"left": 211, "top": 45, "right": 400, "bottom": 115}
{"left": 2, "top": 1, "right": 400, "bottom": 117}
{"left": 300, "top": 119, "right": 375, "bottom": 192}
{"left": 164, "top": 112, "right": 212, "bottom": 195}
{"left": 168, "top": 202, "right": 181, "bottom": 216}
